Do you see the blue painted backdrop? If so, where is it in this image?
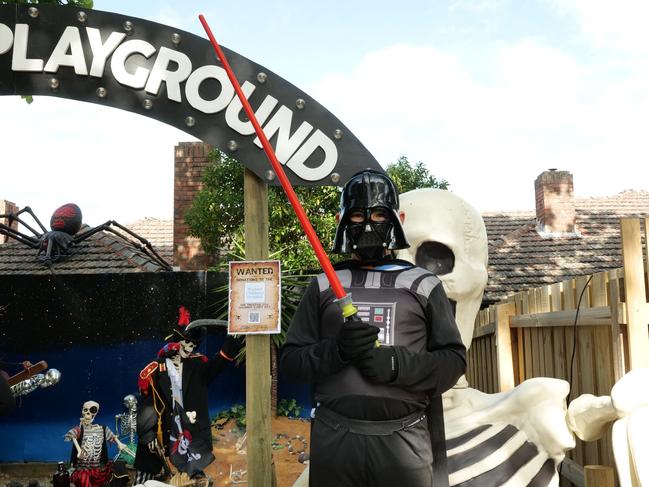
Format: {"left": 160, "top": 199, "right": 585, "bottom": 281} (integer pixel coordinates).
{"left": 0, "top": 272, "right": 310, "bottom": 462}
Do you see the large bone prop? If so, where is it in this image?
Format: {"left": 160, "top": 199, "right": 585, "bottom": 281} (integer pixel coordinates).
{"left": 444, "top": 379, "right": 574, "bottom": 486}
{"left": 567, "top": 368, "right": 649, "bottom": 487}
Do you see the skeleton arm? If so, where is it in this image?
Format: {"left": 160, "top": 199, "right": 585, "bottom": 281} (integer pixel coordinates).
{"left": 64, "top": 427, "right": 84, "bottom": 459}
{"left": 72, "top": 437, "right": 83, "bottom": 458}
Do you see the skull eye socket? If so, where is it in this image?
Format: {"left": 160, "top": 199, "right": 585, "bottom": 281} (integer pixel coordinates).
{"left": 85, "top": 406, "right": 98, "bottom": 414}
{"left": 415, "top": 242, "right": 455, "bottom": 276}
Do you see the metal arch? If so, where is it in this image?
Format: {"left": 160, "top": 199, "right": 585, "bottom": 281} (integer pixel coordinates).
{"left": 0, "top": 4, "right": 383, "bottom": 187}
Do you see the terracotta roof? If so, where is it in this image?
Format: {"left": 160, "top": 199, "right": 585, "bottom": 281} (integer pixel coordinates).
{"left": 125, "top": 217, "right": 173, "bottom": 262}
{"left": 0, "top": 224, "right": 172, "bottom": 275}
{"left": 483, "top": 190, "right": 649, "bottom": 303}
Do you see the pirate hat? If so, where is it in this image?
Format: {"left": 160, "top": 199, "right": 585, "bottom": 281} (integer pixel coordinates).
{"left": 165, "top": 306, "right": 202, "bottom": 342}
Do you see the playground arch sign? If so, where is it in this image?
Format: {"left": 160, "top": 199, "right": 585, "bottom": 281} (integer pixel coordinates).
{"left": 0, "top": 3, "right": 382, "bottom": 186}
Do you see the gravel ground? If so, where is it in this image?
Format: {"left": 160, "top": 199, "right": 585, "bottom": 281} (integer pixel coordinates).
{"left": 0, "top": 474, "right": 53, "bottom": 487}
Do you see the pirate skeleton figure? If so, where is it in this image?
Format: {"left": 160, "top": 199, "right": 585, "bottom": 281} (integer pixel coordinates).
{"left": 134, "top": 307, "right": 243, "bottom": 484}
{"left": 280, "top": 170, "right": 466, "bottom": 487}
{"left": 64, "top": 400, "right": 126, "bottom": 487}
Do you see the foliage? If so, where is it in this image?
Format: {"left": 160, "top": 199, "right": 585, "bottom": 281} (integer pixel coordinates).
{"left": 185, "top": 151, "right": 448, "bottom": 270}
{"left": 386, "top": 156, "right": 449, "bottom": 193}
{"left": 212, "top": 403, "right": 246, "bottom": 432}
{"left": 276, "top": 398, "right": 302, "bottom": 418}
{"left": 185, "top": 149, "right": 340, "bottom": 271}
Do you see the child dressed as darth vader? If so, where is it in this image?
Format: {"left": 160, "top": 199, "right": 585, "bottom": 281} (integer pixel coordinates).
{"left": 134, "top": 307, "right": 243, "bottom": 484}
{"left": 281, "top": 170, "right": 467, "bottom": 487}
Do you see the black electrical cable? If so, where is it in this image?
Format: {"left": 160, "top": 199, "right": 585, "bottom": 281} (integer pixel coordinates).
{"left": 568, "top": 274, "right": 594, "bottom": 399}
{"left": 559, "top": 273, "right": 593, "bottom": 479}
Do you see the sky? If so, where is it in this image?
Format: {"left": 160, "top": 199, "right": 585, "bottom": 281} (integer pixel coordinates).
{"left": 2, "top": 0, "right": 649, "bottom": 226}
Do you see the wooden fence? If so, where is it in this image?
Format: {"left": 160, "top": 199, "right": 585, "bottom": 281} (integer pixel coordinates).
{"left": 467, "top": 218, "right": 649, "bottom": 485}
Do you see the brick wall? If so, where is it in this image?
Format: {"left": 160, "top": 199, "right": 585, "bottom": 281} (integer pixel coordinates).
{"left": 173, "top": 142, "right": 216, "bottom": 270}
{"left": 534, "top": 169, "right": 576, "bottom": 234}
{"left": 0, "top": 200, "right": 19, "bottom": 244}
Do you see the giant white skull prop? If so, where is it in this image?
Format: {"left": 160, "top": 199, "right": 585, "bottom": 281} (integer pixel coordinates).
{"left": 81, "top": 400, "right": 99, "bottom": 424}
{"left": 396, "top": 188, "right": 488, "bottom": 349}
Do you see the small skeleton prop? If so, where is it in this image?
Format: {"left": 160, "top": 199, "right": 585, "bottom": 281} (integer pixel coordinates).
{"left": 11, "top": 368, "right": 61, "bottom": 397}
{"left": 567, "top": 368, "right": 649, "bottom": 487}
{"left": 115, "top": 394, "right": 138, "bottom": 447}
{"left": 64, "top": 400, "right": 128, "bottom": 471}
{"left": 165, "top": 306, "right": 201, "bottom": 424}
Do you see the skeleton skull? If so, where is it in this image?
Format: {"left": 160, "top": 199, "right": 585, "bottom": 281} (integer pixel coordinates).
{"left": 123, "top": 394, "right": 137, "bottom": 412}
{"left": 178, "top": 339, "right": 196, "bottom": 359}
{"left": 396, "top": 188, "right": 488, "bottom": 349}
{"left": 81, "top": 400, "right": 99, "bottom": 424}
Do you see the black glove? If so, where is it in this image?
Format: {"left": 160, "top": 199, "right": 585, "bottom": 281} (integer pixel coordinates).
{"left": 355, "top": 346, "right": 398, "bottom": 383}
{"left": 220, "top": 335, "right": 245, "bottom": 361}
{"left": 336, "top": 321, "right": 380, "bottom": 362}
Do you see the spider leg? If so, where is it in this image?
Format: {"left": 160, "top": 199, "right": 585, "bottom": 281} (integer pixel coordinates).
{"left": 1, "top": 206, "right": 49, "bottom": 236}
{"left": 0, "top": 222, "right": 40, "bottom": 248}
{"left": 74, "top": 221, "right": 172, "bottom": 271}
{"left": 41, "top": 235, "right": 55, "bottom": 265}
{"left": 105, "top": 221, "right": 172, "bottom": 270}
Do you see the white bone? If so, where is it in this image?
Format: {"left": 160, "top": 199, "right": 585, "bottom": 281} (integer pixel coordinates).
{"left": 566, "top": 394, "right": 618, "bottom": 441}
{"left": 570, "top": 368, "right": 649, "bottom": 487}
{"left": 72, "top": 437, "right": 83, "bottom": 458}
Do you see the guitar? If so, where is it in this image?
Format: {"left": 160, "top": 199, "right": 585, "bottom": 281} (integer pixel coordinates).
{"left": 7, "top": 361, "right": 48, "bottom": 386}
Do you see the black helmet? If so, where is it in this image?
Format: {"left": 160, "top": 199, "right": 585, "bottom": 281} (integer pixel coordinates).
{"left": 332, "top": 169, "right": 409, "bottom": 256}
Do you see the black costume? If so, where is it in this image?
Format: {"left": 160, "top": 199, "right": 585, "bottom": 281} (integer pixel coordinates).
{"left": 134, "top": 351, "right": 233, "bottom": 477}
{"left": 281, "top": 260, "right": 466, "bottom": 486}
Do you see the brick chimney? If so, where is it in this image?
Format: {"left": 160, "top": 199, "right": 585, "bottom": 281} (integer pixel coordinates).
{"left": 534, "top": 169, "right": 576, "bottom": 234}
{"left": 0, "top": 200, "right": 19, "bottom": 244}
{"left": 174, "top": 142, "right": 216, "bottom": 270}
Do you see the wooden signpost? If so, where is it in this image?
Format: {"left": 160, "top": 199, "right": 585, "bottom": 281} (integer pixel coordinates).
{"left": 243, "top": 168, "right": 277, "bottom": 487}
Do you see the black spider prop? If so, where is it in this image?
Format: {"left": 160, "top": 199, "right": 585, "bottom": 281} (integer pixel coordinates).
{"left": 0, "top": 204, "right": 172, "bottom": 270}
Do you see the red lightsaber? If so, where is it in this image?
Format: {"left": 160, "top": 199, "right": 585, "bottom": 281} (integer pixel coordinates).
{"left": 199, "top": 15, "right": 357, "bottom": 319}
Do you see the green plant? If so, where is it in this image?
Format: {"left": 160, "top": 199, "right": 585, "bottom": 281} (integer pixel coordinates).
{"left": 212, "top": 403, "right": 247, "bottom": 432}
{"left": 277, "top": 398, "right": 303, "bottom": 418}
{"left": 186, "top": 151, "right": 449, "bottom": 270}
